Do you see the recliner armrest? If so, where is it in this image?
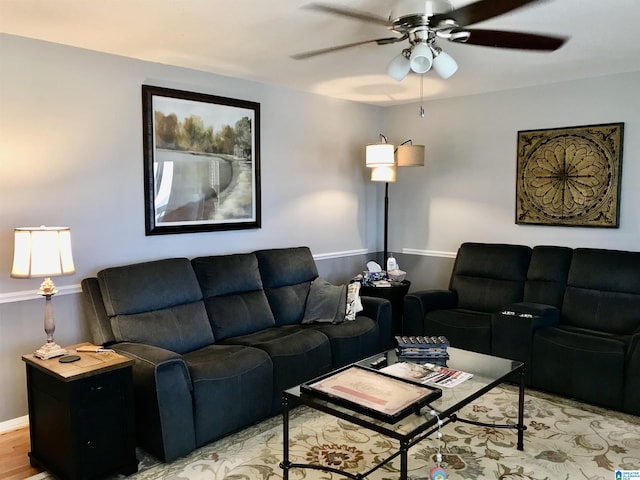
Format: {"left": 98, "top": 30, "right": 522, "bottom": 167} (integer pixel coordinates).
{"left": 112, "top": 342, "right": 197, "bottom": 462}
{"left": 491, "top": 302, "right": 559, "bottom": 386}
{"left": 402, "top": 290, "right": 457, "bottom": 335}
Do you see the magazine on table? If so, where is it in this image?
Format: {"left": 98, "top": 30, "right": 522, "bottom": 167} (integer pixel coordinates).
{"left": 380, "top": 361, "right": 473, "bottom": 388}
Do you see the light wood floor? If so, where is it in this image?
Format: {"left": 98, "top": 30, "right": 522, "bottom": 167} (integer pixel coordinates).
{"left": 0, "top": 426, "right": 42, "bottom": 480}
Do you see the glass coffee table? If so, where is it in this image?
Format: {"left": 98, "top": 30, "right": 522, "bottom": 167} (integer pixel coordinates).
{"left": 281, "top": 347, "right": 526, "bottom": 480}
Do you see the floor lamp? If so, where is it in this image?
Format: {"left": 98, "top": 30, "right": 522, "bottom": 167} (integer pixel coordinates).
{"left": 366, "top": 136, "right": 425, "bottom": 266}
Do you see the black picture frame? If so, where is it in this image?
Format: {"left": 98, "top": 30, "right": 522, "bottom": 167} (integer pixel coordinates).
{"left": 142, "top": 85, "right": 261, "bottom": 235}
{"left": 301, "top": 365, "right": 442, "bottom": 423}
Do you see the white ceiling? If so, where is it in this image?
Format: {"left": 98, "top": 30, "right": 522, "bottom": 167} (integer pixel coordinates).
{"left": 2, "top": 0, "right": 640, "bottom": 106}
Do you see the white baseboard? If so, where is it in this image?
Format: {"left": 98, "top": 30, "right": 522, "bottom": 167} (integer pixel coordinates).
{"left": 0, "top": 415, "right": 29, "bottom": 434}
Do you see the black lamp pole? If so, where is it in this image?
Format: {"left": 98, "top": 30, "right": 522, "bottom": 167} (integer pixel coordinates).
{"left": 383, "top": 181, "right": 389, "bottom": 267}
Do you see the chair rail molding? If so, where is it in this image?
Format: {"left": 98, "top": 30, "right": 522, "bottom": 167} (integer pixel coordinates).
{"left": 402, "top": 248, "right": 457, "bottom": 258}
{"left": 0, "top": 284, "right": 82, "bottom": 304}
{"left": 312, "top": 249, "right": 369, "bottom": 261}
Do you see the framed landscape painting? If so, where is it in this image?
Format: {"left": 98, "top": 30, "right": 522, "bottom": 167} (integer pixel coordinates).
{"left": 142, "top": 85, "right": 261, "bottom": 235}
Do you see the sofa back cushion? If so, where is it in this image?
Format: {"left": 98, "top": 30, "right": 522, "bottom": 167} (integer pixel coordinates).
{"left": 255, "top": 247, "right": 318, "bottom": 326}
{"left": 562, "top": 248, "right": 640, "bottom": 334}
{"left": 97, "top": 258, "right": 213, "bottom": 354}
{"left": 192, "top": 253, "right": 275, "bottom": 340}
{"left": 450, "top": 243, "right": 532, "bottom": 312}
{"left": 524, "top": 246, "right": 573, "bottom": 308}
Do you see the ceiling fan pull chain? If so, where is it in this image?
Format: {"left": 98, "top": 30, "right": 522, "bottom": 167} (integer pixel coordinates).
{"left": 420, "top": 73, "right": 426, "bottom": 118}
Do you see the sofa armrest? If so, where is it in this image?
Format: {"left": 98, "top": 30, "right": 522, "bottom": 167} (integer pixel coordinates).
{"left": 358, "top": 296, "right": 393, "bottom": 351}
{"left": 491, "top": 302, "right": 560, "bottom": 385}
{"left": 112, "top": 342, "right": 196, "bottom": 462}
{"left": 402, "top": 290, "right": 457, "bottom": 336}
{"left": 623, "top": 333, "right": 640, "bottom": 415}
{"left": 81, "top": 277, "right": 117, "bottom": 346}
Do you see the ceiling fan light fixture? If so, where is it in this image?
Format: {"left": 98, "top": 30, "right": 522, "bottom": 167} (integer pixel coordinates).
{"left": 387, "top": 50, "right": 411, "bottom": 81}
{"left": 432, "top": 49, "right": 458, "bottom": 79}
{"left": 409, "top": 42, "right": 433, "bottom": 73}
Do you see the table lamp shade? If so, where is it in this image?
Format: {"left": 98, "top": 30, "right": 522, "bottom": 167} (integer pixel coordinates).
{"left": 11, "top": 227, "right": 75, "bottom": 279}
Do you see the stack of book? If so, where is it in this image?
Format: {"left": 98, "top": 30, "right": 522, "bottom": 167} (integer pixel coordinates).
{"left": 395, "top": 336, "right": 450, "bottom": 360}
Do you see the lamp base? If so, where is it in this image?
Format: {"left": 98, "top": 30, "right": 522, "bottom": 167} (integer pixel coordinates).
{"left": 34, "top": 341, "right": 68, "bottom": 360}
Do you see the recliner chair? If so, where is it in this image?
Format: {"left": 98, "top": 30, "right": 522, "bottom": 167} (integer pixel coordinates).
{"left": 403, "top": 242, "right": 532, "bottom": 354}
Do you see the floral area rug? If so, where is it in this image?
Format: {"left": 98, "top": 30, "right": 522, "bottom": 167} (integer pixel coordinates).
{"left": 30, "top": 385, "right": 640, "bottom": 480}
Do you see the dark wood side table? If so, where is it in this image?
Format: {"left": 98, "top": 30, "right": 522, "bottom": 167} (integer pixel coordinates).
{"left": 22, "top": 342, "right": 137, "bottom": 480}
{"left": 360, "top": 280, "right": 411, "bottom": 335}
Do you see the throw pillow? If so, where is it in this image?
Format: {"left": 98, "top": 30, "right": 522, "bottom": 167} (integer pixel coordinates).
{"left": 302, "top": 277, "right": 347, "bottom": 324}
{"left": 345, "top": 281, "right": 363, "bottom": 321}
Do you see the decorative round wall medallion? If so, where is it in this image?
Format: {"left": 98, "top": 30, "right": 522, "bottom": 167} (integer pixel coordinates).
{"left": 516, "top": 123, "right": 623, "bottom": 227}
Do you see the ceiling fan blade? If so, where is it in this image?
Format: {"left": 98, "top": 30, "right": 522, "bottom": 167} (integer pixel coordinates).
{"left": 291, "top": 36, "right": 403, "bottom": 60}
{"left": 303, "top": 3, "right": 390, "bottom": 26}
{"left": 430, "top": 0, "right": 544, "bottom": 28}
{"left": 455, "top": 29, "right": 568, "bottom": 51}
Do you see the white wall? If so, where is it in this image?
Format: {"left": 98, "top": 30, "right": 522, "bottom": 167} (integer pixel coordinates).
{"left": 383, "top": 72, "right": 640, "bottom": 257}
{"left": 0, "top": 33, "right": 384, "bottom": 423}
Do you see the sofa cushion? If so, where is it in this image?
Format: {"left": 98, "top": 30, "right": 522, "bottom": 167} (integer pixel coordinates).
{"left": 98, "top": 258, "right": 203, "bottom": 316}
{"left": 98, "top": 258, "right": 214, "bottom": 354}
{"left": 182, "top": 344, "right": 273, "bottom": 446}
{"left": 426, "top": 309, "right": 492, "bottom": 354}
{"left": 562, "top": 248, "right": 640, "bottom": 334}
{"left": 110, "top": 302, "right": 213, "bottom": 354}
{"left": 307, "top": 317, "right": 379, "bottom": 368}
{"left": 220, "top": 325, "right": 331, "bottom": 414}
{"left": 302, "top": 278, "right": 347, "bottom": 324}
{"left": 192, "top": 254, "right": 275, "bottom": 340}
{"left": 524, "top": 246, "right": 573, "bottom": 308}
{"left": 532, "top": 327, "right": 626, "bottom": 409}
{"left": 450, "top": 243, "right": 531, "bottom": 312}
{"left": 255, "top": 247, "right": 318, "bottom": 325}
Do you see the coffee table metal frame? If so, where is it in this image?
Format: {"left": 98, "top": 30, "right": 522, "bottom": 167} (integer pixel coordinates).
{"left": 281, "top": 347, "right": 526, "bottom": 480}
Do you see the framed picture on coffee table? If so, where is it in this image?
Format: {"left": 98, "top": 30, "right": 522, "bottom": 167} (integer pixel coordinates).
{"left": 301, "top": 365, "right": 442, "bottom": 423}
{"left": 142, "top": 85, "right": 261, "bottom": 235}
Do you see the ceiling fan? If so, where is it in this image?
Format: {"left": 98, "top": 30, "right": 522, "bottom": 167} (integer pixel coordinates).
{"left": 292, "top": 0, "right": 568, "bottom": 81}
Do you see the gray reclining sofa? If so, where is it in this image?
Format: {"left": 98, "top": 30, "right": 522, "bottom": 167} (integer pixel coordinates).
{"left": 81, "top": 246, "right": 392, "bottom": 462}
{"left": 403, "top": 242, "right": 640, "bottom": 416}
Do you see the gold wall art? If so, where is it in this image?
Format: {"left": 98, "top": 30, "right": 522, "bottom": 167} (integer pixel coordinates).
{"left": 516, "top": 123, "right": 624, "bottom": 227}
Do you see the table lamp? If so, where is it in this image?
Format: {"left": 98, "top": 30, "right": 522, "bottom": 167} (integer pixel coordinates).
{"left": 11, "top": 226, "right": 75, "bottom": 359}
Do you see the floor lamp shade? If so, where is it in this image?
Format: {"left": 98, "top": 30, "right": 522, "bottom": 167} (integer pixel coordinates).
{"left": 11, "top": 226, "right": 75, "bottom": 360}
{"left": 396, "top": 144, "right": 425, "bottom": 167}
{"left": 366, "top": 143, "right": 395, "bottom": 167}
{"left": 371, "top": 165, "right": 397, "bottom": 182}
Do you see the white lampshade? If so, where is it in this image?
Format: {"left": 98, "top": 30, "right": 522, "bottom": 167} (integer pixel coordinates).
{"left": 433, "top": 50, "right": 458, "bottom": 79}
{"left": 371, "top": 165, "right": 397, "bottom": 182}
{"left": 387, "top": 53, "right": 411, "bottom": 81}
{"left": 11, "top": 226, "right": 75, "bottom": 279}
{"left": 409, "top": 43, "right": 433, "bottom": 74}
{"left": 397, "top": 144, "right": 425, "bottom": 166}
{"left": 366, "top": 143, "right": 395, "bottom": 167}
